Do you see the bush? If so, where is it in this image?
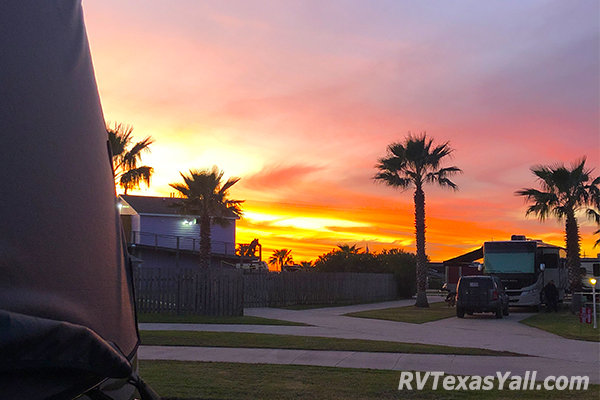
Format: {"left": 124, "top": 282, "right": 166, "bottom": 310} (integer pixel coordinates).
{"left": 428, "top": 277, "right": 444, "bottom": 291}
{"left": 313, "top": 247, "right": 417, "bottom": 299}
{"left": 377, "top": 249, "right": 417, "bottom": 298}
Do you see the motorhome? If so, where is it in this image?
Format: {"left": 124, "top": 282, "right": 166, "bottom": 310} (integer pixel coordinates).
{"left": 483, "top": 236, "right": 568, "bottom": 307}
{"left": 581, "top": 254, "right": 600, "bottom": 289}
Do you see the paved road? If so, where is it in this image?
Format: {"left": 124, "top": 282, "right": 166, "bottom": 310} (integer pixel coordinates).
{"left": 139, "top": 297, "right": 600, "bottom": 382}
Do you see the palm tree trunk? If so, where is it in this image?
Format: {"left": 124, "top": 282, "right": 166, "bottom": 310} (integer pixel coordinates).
{"left": 199, "top": 214, "right": 211, "bottom": 269}
{"left": 414, "top": 185, "right": 429, "bottom": 307}
{"left": 565, "top": 211, "right": 582, "bottom": 313}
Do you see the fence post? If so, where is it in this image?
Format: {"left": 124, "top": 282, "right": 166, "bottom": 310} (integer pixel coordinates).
{"left": 177, "top": 271, "right": 182, "bottom": 315}
{"left": 176, "top": 236, "right": 180, "bottom": 269}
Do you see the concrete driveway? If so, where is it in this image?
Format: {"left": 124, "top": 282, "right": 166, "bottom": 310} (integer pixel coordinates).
{"left": 139, "top": 297, "right": 600, "bottom": 382}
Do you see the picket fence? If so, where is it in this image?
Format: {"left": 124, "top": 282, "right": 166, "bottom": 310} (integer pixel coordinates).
{"left": 134, "top": 268, "right": 397, "bottom": 315}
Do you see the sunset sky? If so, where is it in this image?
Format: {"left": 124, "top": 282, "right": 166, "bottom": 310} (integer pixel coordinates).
{"left": 83, "top": 1, "right": 599, "bottom": 263}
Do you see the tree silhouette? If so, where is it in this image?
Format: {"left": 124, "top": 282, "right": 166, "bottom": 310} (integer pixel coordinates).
{"left": 269, "top": 249, "right": 293, "bottom": 272}
{"left": 337, "top": 244, "right": 362, "bottom": 257}
{"left": 375, "top": 132, "right": 461, "bottom": 307}
{"left": 170, "top": 167, "right": 244, "bottom": 268}
{"left": 108, "top": 123, "right": 154, "bottom": 194}
{"left": 516, "top": 157, "right": 600, "bottom": 305}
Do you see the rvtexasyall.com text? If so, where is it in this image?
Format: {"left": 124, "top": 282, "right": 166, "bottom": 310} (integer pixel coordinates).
{"left": 398, "top": 371, "right": 590, "bottom": 391}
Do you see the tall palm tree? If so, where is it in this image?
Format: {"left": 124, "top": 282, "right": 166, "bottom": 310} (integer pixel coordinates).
{"left": 516, "top": 158, "right": 600, "bottom": 303}
{"left": 170, "top": 167, "right": 244, "bottom": 268}
{"left": 269, "top": 249, "right": 293, "bottom": 272}
{"left": 108, "top": 123, "right": 154, "bottom": 194}
{"left": 374, "top": 132, "right": 461, "bottom": 307}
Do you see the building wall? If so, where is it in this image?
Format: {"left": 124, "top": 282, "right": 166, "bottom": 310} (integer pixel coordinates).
{"left": 136, "top": 214, "right": 236, "bottom": 255}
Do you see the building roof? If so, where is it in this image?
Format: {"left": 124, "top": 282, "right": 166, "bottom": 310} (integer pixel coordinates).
{"left": 119, "top": 195, "right": 240, "bottom": 219}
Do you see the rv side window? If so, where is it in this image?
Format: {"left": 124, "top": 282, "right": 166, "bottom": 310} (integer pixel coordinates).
{"left": 541, "top": 253, "right": 559, "bottom": 269}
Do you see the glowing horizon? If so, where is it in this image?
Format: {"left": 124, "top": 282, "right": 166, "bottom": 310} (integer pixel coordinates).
{"left": 85, "top": 1, "right": 599, "bottom": 263}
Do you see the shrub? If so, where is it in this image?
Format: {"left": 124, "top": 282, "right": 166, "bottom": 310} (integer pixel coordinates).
{"left": 313, "top": 247, "right": 417, "bottom": 299}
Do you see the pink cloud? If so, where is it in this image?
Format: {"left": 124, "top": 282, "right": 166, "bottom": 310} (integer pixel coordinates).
{"left": 241, "top": 164, "right": 322, "bottom": 191}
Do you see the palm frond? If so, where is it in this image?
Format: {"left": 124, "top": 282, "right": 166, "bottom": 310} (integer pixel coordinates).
{"left": 587, "top": 209, "right": 600, "bottom": 224}
{"left": 108, "top": 123, "right": 154, "bottom": 193}
{"left": 425, "top": 166, "right": 462, "bottom": 190}
{"left": 375, "top": 132, "right": 459, "bottom": 193}
{"left": 520, "top": 157, "right": 600, "bottom": 226}
{"left": 119, "top": 166, "right": 154, "bottom": 193}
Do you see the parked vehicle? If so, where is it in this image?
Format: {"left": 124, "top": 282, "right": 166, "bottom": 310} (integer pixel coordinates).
{"left": 483, "top": 236, "right": 568, "bottom": 308}
{"left": 581, "top": 255, "right": 600, "bottom": 290}
{"left": 456, "top": 275, "right": 510, "bottom": 318}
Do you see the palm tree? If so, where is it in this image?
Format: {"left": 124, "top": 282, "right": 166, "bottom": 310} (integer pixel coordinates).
{"left": 269, "top": 249, "right": 293, "bottom": 272}
{"left": 374, "top": 132, "right": 461, "bottom": 307}
{"left": 590, "top": 209, "right": 600, "bottom": 248}
{"left": 170, "top": 167, "right": 244, "bottom": 268}
{"left": 108, "top": 123, "right": 154, "bottom": 194}
{"left": 337, "top": 244, "right": 362, "bottom": 257}
{"left": 516, "top": 158, "right": 600, "bottom": 306}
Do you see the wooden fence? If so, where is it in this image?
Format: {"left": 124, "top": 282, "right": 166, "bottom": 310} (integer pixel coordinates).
{"left": 244, "top": 272, "right": 398, "bottom": 308}
{"left": 134, "top": 268, "right": 398, "bottom": 315}
{"left": 134, "top": 267, "right": 244, "bottom": 316}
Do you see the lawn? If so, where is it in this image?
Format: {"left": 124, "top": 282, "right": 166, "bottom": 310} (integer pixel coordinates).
{"left": 519, "top": 311, "right": 600, "bottom": 342}
{"left": 140, "top": 330, "right": 520, "bottom": 356}
{"left": 344, "top": 300, "right": 455, "bottom": 324}
{"left": 282, "top": 298, "right": 393, "bottom": 310}
{"left": 137, "top": 313, "right": 308, "bottom": 326}
{"left": 140, "top": 361, "right": 599, "bottom": 400}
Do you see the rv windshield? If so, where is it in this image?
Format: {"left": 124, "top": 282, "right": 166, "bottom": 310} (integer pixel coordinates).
{"left": 484, "top": 241, "right": 536, "bottom": 274}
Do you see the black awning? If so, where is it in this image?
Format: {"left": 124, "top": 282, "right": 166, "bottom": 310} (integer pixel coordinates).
{"left": 443, "top": 247, "right": 483, "bottom": 265}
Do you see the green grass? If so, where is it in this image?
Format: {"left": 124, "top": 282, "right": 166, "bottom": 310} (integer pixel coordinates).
{"left": 281, "top": 298, "right": 394, "bottom": 310}
{"left": 137, "top": 313, "right": 308, "bottom": 326}
{"left": 344, "top": 300, "right": 456, "bottom": 324}
{"left": 519, "top": 311, "right": 600, "bottom": 342}
{"left": 140, "top": 330, "right": 520, "bottom": 356}
{"left": 140, "top": 361, "right": 599, "bottom": 400}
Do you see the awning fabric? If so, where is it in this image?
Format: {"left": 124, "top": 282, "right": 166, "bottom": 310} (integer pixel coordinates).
{"left": 0, "top": 1, "right": 142, "bottom": 398}
{"left": 443, "top": 247, "right": 484, "bottom": 265}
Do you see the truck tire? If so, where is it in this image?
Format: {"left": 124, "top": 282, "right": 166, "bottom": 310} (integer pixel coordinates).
{"left": 457, "top": 308, "right": 465, "bottom": 318}
{"left": 503, "top": 306, "right": 509, "bottom": 316}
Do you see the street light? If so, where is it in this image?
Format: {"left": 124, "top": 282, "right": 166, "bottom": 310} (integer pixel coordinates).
{"left": 590, "top": 278, "right": 597, "bottom": 329}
